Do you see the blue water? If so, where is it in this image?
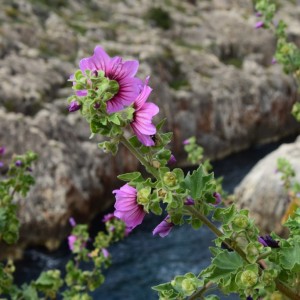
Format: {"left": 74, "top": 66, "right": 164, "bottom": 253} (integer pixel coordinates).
{"left": 13, "top": 137, "right": 296, "bottom": 299}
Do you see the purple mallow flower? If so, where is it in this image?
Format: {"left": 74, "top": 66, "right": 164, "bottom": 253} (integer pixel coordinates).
{"left": 184, "top": 196, "right": 195, "bottom": 206}
{"left": 255, "top": 11, "right": 262, "bottom": 17}
{"left": 271, "top": 57, "right": 277, "bottom": 64}
{"left": 77, "top": 46, "right": 141, "bottom": 114}
{"left": 0, "top": 162, "right": 3, "bottom": 168}
{"left": 213, "top": 192, "right": 222, "bottom": 206}
{"left": 15, "top": 160, "right": 22, "bottom": 167}
{"left": 153, "top": 215, "right": 174, "bottom": 237}
{"left": 183, "top": 139, "right": 190, "bottom": 145}
{"left": 68, "top": 235, "right": 77, "bottom": 251}
{"left": 168, "top": 154, "right": 177, "bottom": 166}
{"left": 69, "top": 217, "right": 76, "bottom": 227}
{"left": 130, "top": 77, "right": 159, "bottom": 146}
{"left": 0, "top": 147, "right": 6, "bottom": 156}
{"left": 113, "top": 184, "right": 146, "bottom": 230}
{"left": 68, "top": 101, "right": 81, "bottom": 112}
{"left": 255, "top": 21, "right": 264, "bottom": 29}
{"left": 258, "top": 235, "right": 280, "bottom": 248}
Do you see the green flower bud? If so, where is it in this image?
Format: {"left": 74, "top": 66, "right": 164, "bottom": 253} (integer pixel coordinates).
{"left": 158, "top": 189, "right": 167, "bottom": 198}
{"left": 137, "top": 188, "right": 151, "bottom": 205}
{"left": 108, "top": 80, "right": 120, "bottom": 95}
{"left": 246, "top": 243, "right": 259, "bottom": 257}
{"left": 270, "top": 291, "right": 283, "bottom": 300}
{"left": 181, "top": 279, "right": 196, "bottom": 296}
{"left": 232, "top": 215, "right": 249, "bottom": 229}
{"left": 163, "top": 172, "right": 177, "bottom": 187}
{"left": 152, "top": 160, "right": 161, "bottom": 169}
{"left": 240, "top": 270, "right": 258, "bottom": 287}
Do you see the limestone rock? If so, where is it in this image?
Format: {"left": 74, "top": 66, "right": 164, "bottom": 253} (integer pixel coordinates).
{"left": 234, "top": 137, "right": 300, "bottom": 235}
{"left": 0, "top": 109, "right": 138, "bottom": 257}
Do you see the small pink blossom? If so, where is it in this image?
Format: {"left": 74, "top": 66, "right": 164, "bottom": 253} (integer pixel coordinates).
{"left": 77, "top": 46, "right": 141, "bottom": 114}
{"left": 153, "top": 215, "right": 174, "bottom": 238}
{"left": 184, "top": 196, "right": 195, "bottom": 206}
{"left": 130, "top": 78, "right": 159, "bottom": 146}
{"left": 168, "top": 154, "right": 177, "bottom": 166}
{"left": 68, "top": 235, "right": 77, "bottom": 251}
{"left": 102, "top": 248, "right": 110, "bottom": 258}
{"left": 69, "top": 217, "right": 76, "bottom": 227}
{"left": 68, "top": 100, "right": 81, "bottom": 112}
{"left": 0, "top": 146, "right": 6, "bottom": 156}
{"left": 271, "top": 57, "right": 277, "bottom": 64}
{"left": 183, "top": 139, "right": 190, "bottom": 145}
{"left": 102, "top": 213, "right": 115, "bottom": 223}
{"left": 113, "top": 184, "right": 146, "bottom": 230}
{"left": 213, "top": 192, "right": 222, "bottom": 206}
{"left": 255, "top": 21, "right": 264, "bottom": 29}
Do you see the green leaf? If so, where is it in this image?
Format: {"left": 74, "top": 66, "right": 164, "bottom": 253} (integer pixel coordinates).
{"left": 206, "top": 251, "right": 243, "bottom": 283}
{"left": 22, "top": 284, "right": 39, "bottom": 300}
{"left": 184, "top": 165, "right": 214, "bottom": 200}
{"left": 279, "top": 242, "right": 300, "bottom": 272}
{"left": 156, "top": 118, "right": 167, "bottom": 131}
{"left": 117, "top": 172, "right": 143, "bottom": 182}
{"left": 213, "top": 205, "right": 236, "bottom": 224}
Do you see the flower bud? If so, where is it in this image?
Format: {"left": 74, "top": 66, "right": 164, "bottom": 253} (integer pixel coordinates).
{"left": 152, "top": 160, "right": 161, "bottom": 169}
{"left": 232, "top": 215, "right": 248, "bottom": 229}
{"left": 181, "top": 279, "right": 196, "bottom": 296}
{"left": 246, "top": 244, "right": 259, "bottom": 257}
{"left": 270, "top": 291, "right": 283, "bottom": 300}
{"left": 240, "top": 270, "right": 258, "bottom": 287}
{"left": 163, "top": 172, "right": 177, "bottom": 187}
{"left": 158, "top": 189, "right": 167, "bottom": 198}
{"left": 137, "top": 188, "right": 151, "bottom": 205}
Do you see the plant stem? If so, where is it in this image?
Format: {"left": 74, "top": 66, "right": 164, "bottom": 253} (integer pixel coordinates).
{"left": 185, "top": 206, "right": 248, "bottom": 262}
{"left": 120, "top": 135, "right": 299, "bottom": 300}
{"left": 186, "top": 206, "right": 300, "bottom": 300}
{"left": 188, "top": 282, "right": 214, "bottom": 300}
{"left": 120, "top": 135, "right": 160, "bottom": 179}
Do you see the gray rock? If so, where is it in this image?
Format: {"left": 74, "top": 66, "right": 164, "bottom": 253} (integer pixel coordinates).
{"left": 0, "top": 109, "right": 138, "bottom": 257}
{"left": 235, "top": 137, "right": 300, "bottom": 235}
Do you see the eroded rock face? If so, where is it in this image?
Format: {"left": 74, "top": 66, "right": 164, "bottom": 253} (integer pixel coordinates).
{"left": 0, "top": 109, "right": 138, "bottom": 258}
{"left": 1, "top": 0, "right": 300, "bottom": 253}
{"left": 234, "top": 137, "right": 300, "bottom": 235}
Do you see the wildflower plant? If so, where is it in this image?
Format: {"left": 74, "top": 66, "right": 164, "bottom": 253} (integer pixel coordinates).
{"left": 65, "top": 43, "right": 300, "bottom": 300}
{"left": 0, "top": 1, "right": 300, "bottom": 299}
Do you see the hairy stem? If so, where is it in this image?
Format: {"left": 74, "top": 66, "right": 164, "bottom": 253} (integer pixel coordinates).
{"left": 120, "top": 135, "right": 160, "bottom": 179}
{"left": 120, "top": 135, "right": 299, "bottom": 300}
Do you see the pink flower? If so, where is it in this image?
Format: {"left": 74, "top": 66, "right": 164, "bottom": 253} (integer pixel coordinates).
{"left": 68, "top": 101, "right": 81, "bottom": 112}
{"left": 0, "top": 146, "right": 6, "bottom": 156}
{"left": 184, "top": 196, "right": 195, "bottom": 206}
{"left": 168, "top": 154, "right": 177, "bottom": 166}
{"left": 102, "top": 213, "right": 115, "bottom": 223}
{"left": 113, "top": 184, "right": 146, "bottom": 229}
{"left": 255, "top": 21, "right": 264, "bottom": 29}
{"left": 102, "top": 248, "right": 110, "bottom": 258}
{"left": 69, "top": 217, "right": 76, "bottom": 227}
{"left": 68, "top": 235, "right": 77, "bottom": 251}
{"left": 78, "top": 46, "right": 141, "bottom": 114}
{"left": 153, "top": 215, "right": 174, "bottom": 237}
{"left": 213, "top": 192, "right": 222, "bottom": 206}
{"left": 130, "top": 78, "right": 159, "bottom": 146}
